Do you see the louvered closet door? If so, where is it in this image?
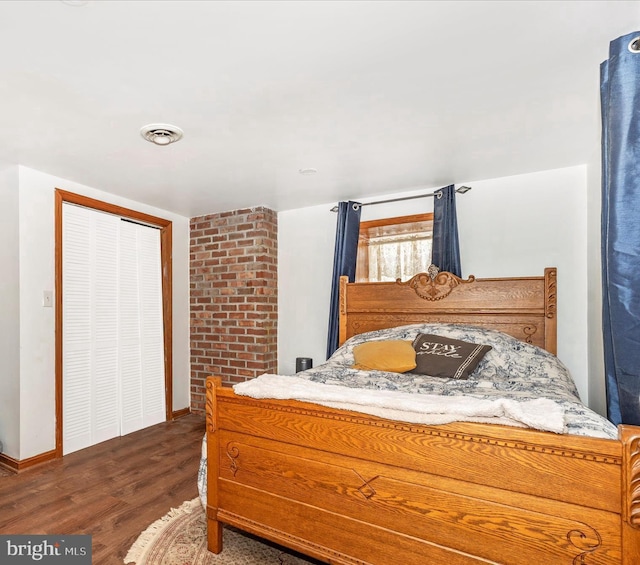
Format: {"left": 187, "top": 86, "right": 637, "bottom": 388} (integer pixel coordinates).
{"left": 62, "top": 204, "right": 166, "bottom": 455}
{"left": 119, "top": 220, "right": 166, "bottom": 435}
{"left": 63, "top": 204, "right": 120, "bottom": 455}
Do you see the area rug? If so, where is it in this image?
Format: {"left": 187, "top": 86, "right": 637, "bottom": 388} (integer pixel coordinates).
{"left": 124, "top": 498, "right": 320, "bottom": 565}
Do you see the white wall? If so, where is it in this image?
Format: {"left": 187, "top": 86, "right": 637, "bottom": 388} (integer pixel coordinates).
{"left": 586, "top": 158, "right": 605, "bottom": 417}
{"left": 587, "top": 98, "right": 607, "bottom": 418}
{"left": 0, "top": 165, "right": 20, "bottom": 459}
{"left": 278, "top": 204, "right": 338, "bottom": 374}
{"left": 279, "top": 165, "right": 596, "bottom": 406}
{"left": 17, "top": 166, "right": 191, "bottom": 459}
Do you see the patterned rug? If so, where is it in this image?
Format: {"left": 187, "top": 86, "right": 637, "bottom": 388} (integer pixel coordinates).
{"left": 124, "top": 498, "right": 321, "bottom": 565}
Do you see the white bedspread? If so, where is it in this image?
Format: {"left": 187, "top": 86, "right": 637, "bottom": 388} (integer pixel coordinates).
{"left": 234, "top": 373, "right": 566, "bottom": 433}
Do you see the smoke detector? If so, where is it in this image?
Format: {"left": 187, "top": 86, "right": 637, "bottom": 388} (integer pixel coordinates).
{"left": 140, "top": 123, "right": 184, "bottom": 146}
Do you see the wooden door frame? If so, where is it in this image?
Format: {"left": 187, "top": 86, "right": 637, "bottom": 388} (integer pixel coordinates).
{"left": 54, "top": 189, "right": 173, "bottom": 458}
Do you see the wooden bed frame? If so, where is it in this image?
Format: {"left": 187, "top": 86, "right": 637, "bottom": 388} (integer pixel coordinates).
{"left": 205, "top": 268, "right": 640, "bottom": 564}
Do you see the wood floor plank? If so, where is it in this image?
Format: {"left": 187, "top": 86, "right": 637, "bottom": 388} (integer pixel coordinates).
{"left": 0, "top": 414, "right": 205, "bottom": 565}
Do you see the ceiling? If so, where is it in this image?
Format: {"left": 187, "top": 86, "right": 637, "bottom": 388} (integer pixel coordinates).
{"left": 0, "top": 1, "right": 637, "bottom": 217}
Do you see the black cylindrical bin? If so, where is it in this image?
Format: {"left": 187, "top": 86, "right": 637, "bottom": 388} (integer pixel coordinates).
{"left": 296, "top": 357, "right": 313, "bottom": 372}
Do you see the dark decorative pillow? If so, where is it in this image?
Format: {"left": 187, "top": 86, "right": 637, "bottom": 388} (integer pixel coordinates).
{"left": 410, "top": 334, "right": 492, "bottom": 380}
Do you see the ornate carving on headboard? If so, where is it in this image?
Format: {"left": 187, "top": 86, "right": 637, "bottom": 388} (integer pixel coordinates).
{"left": 339, "top": 276, "right": 347, "bottom": 317}
{"left": 522, "top": 326, "right": 537, "bottom": 344}
{"left": 545, "top": 268, "right": 557, "bottom": 319}
{"left": 397, "top": 271, "right": 476, "bottom": 302}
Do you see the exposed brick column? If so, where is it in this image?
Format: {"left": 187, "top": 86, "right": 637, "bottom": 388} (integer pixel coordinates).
{"left": 189, "top": 207, "right": 277, "bottom": 414}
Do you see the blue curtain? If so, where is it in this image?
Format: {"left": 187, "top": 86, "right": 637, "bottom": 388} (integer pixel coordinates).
{"left": 601, "top": 31, "right": 640, "bottom": 425}
{"left": 431, "top": 185, "right": 462, "bottom": 277}
{"left": 326, "top": 201, "right": 361, "bottom": 359}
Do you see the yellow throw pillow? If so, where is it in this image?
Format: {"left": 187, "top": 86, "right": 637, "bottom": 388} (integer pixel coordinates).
{"left": 352, "top": 340, "right": 417, "bottom": 372}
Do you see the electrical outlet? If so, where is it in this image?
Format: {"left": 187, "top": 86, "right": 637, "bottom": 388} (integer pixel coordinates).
{"left": 43, "top": 290, "right": 53, "bottom": 307}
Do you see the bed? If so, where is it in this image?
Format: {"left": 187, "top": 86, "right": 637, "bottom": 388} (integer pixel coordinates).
{"left": 203, "top": 268, "right": 640, "bottom": 564}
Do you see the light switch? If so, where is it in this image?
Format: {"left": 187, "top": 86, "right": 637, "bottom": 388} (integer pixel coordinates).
{"left": 43, "top": 290, "right": 53, "bottom": 307}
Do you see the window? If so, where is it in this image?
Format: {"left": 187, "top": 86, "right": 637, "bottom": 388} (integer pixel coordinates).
{"left": 356, "top": 213, "right": 434, "bottom": 282}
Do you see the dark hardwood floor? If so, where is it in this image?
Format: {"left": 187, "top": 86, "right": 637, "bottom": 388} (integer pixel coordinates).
{"left": 0, "top": 413, "right": 205, "bottom": 565}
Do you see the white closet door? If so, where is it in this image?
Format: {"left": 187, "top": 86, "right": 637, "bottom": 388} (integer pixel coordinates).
{"left": 92, "top": 212, "right": 121, "bottom": 444}
{"left": 63, "top": 204, "right": 120, "bottom": 455}
{"left": 137, "top": 224, "right": 166, "bottom": 429}
{"left": 119, "top": 220, "right": 165, "bottom": 435}
{"left": 63, "top": 204, "right": 165, "bottom": 454}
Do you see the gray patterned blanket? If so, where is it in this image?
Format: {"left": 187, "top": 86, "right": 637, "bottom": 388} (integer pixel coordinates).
{"left": 235, "top": 324, "right": 618, "bottom": 439}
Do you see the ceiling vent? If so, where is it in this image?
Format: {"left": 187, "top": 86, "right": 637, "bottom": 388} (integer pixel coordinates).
{"left": 140, "top": 123, "right": 184, "bottom": 146}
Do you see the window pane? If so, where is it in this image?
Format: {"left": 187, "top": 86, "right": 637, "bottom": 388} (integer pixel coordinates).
{"left": 356, "top": 214, "right": 433, "bottom": 282}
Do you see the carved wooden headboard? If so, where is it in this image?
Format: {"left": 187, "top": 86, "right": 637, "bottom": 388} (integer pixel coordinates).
{"left": 338, "top": 267, "right": 557, "bottom": 354}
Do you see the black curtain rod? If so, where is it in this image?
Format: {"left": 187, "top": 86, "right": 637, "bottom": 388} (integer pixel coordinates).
{"left": 329, "top": 185, "right": 471, "bottom": 212}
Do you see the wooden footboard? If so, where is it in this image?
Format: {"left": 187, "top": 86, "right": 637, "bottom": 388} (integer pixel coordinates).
{"left": 206, "top": 377, "right": 640, "bottom": 564}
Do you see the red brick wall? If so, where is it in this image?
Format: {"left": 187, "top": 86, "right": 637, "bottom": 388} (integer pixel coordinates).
{"left": 190, "top": 207, "right": 277, "bottom": 414}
